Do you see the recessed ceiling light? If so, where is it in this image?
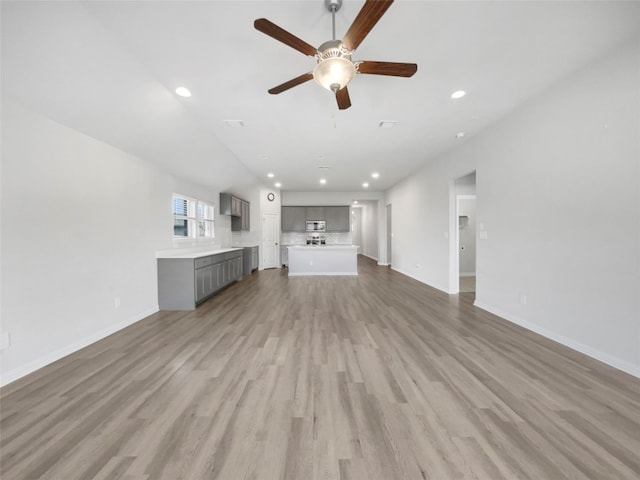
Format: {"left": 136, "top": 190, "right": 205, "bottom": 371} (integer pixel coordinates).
{"left": 353, "top": 200, "right": 359, "bottom": 204}
{"left": 362, "top": 182, "right": 369, "bottom": 188}
{"left": 371, "top": 172, "right": 380, "bottom": 179}
{"left": 379, "top": 121, "right": 399, "bottom": 129}
{"left": 456, "top": 132, "right": 466, "bottom": 139}
{"left": 319, "top": 178, "right": 327, "bottom": 185}
{"left": 451, "top": 90, "right": 466, "bottom": 99}
{"left": 175, "top": 87, "right": 191, "bottom": 97}
{"left": 267, "top": 173, "right": 274, "bottom": 178}
{"left": 275, "top": 182, "right": 282, "bottom": 188}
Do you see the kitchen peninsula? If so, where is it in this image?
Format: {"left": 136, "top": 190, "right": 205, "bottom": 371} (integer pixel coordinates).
{"left": 288, "top": 245, "right": 358, "bottom": 276}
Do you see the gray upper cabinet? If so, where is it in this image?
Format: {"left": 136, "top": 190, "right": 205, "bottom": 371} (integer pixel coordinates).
{"left": 281, "top": 206, "right": 306, "bottom": 232}
{"left": 231, "top": 200, "right": 250, "bottom": 231}
{"left": 305, "top": 206, "right": 325, "bottom": 221}
{"left": 241, "top": 201, "right": 250, "bottom": 230}
{"left": 325, "top": 206, "right": 350, "bottom": 232}
{"left": 282, "top": 205, "right": 350, "bottom": 232}
{"left": 220, "top": 192, "right": 243, "bottom": 217}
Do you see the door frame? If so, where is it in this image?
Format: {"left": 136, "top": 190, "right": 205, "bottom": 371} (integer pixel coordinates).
{"left": 456, "top": 194, "right": 476, "bottom": 289}
{"left": 449, "top": 172, "right": 477, "bottom": 294}
{"left": 262, "top": 213, "right": 280, "bottom": 269}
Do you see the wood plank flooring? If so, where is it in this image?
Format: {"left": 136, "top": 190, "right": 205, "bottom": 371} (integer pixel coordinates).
{"left": 1, "top": 256, "right": 639, "bottom": 479}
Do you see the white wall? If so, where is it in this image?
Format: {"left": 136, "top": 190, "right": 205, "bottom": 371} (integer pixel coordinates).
{"left": 0, "top": 101, "right": 236, "bottom": 385}
{"left": 282, "top": 191, "right": 383, "bottom": 206}
{"left": 360, "top": 201, "right": 379, "bottom": 260}
{"left": 386, "top": 38, "right": 640, "bottom": 377}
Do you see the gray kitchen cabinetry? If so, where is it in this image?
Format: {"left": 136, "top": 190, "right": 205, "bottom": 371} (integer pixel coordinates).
{"left": 305, "top": 206, "right": 325, "bottom": 221}
{"left": 220, "top": 193, "right": 242, "bottom": 217}
{"left": 243, "top": 245, "right": 259, "bottom": 275}
{"left": 231, "top": 200, "right": 250, "bottom": 231}
{"left": 325, "top": 206, "right": 351, "bottom": 232}
{"left": 228, "top": 197, "right": 251, "bottom": 232}
{"left": 281, "top": 245, "right": 289, "bottom": 266}
{"left": 158, "top": 249, "right": 243, "bottom": 310}
{"left": 281, "top": 206, "right": 306, "bottom": 232}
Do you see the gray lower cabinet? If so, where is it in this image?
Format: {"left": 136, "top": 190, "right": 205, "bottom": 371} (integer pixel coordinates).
{"left": 243, "top": 245, "right": 259, "bottom": 275}
{"left": 158, "top": 250, "right": 243, "bottom": 310}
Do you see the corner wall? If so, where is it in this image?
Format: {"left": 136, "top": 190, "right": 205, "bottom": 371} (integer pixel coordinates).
{"left": 386, "top": 38, "right": 640, "bottom": 377}
{"left": 0, "top": 101, "right": 234, "bottom": 385}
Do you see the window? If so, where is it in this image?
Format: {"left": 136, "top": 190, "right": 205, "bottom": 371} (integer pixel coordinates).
{"left": 173, "top": 194, "right": 215, "bottom": 239}
{"left": 197, "top": 201, "right": 215, "bottom": 238}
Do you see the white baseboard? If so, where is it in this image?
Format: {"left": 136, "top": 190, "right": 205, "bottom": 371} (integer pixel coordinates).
{"left": 360, "top": 253, "right": 378, "bottom": 261}
{"left": 390, "top": 266, "right": 450, "bottom": 294}
{"left": 377, "top": 262, "right": 389, "bottom": 266}
{"left": 0, "top": 306, "right": 159, "bottom": 388}
{"left": 473, "top": 300, "right": 640, "bottom": 379}
{"left": 288, "top": 272, "right": 358, "bottom": 276}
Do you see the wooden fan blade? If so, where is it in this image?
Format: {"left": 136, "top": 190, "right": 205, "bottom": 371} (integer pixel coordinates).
{"left": 342, "top": 0, "right": 394, "bottom": 51}
{"left": 357, "top": 61, "right": 418, "bottom": 77}
{"left": 254, "top": 18, "right": 317, "bottom": 57}
{"left": 336, "top": 86, "right": 352, "bottom": 110}
{"left": 268, "top": 73, "right": 314, "bottom": 95}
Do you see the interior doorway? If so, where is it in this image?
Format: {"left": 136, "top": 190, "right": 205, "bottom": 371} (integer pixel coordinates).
{"left": 262, "top": 213, "right": 280, "bottom": 269}
{"left": 457, "top": 195, "right": 477, "bottom": 293}
{"left": 449, "top": 172, "right": 476, "bottom": 295}
{"left": 386, "top": 204, "right": 392, "bottom": 266}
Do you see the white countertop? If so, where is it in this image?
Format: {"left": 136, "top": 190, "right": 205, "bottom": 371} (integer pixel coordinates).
{"left": 156, "top": 247, "right": 243, "bottom": 259}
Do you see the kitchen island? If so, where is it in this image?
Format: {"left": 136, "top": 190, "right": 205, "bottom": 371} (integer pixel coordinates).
{"left": 288, "top": 245, "right": 358, "bottom": 276}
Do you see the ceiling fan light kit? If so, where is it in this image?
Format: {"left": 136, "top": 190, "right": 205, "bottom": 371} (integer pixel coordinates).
{"left": 254, "top": 0, "right": 417, "bottom": 110}
{"left": 313, "top": 40, "right": 356, "bottom": 92}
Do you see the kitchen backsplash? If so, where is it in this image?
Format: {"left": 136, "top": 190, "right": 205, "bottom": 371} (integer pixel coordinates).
{"left": 282, "top": 232, "right": 352, "bottom": 245}
{"left": 231, "top": 230, "right": 261, "bottom": 247}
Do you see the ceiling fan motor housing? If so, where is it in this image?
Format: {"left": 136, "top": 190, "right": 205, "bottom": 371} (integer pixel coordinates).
{"left": 313, "top": 40, "right": 356, "bottom": 92}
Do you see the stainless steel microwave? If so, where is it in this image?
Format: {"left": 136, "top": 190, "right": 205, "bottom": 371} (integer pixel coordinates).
{"left": 306, "top": 220, "right": 326, "bottom": 232}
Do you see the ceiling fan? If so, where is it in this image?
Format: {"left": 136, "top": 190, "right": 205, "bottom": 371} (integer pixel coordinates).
{"left": 254, "top": 0, "right": 418, "bottom": 110}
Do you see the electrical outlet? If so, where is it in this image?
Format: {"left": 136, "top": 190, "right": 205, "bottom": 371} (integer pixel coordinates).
{"left": 416, "top": 264, "right": 420, "bottom": 269}
{"left": 114, "top": 296, "right": 121, "bottom": 309}
{"left": 519, "top": 293, "right": 527, "bottom": 305}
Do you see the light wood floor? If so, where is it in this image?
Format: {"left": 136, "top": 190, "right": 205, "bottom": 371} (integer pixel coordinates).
{"left": 2, "top": 256, "right": 639, "bottom": 480}
{"left": 459, "top": 275, "right": 476, "bottom": 293}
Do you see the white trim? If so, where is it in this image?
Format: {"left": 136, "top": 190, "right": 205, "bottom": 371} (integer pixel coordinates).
{"left": 377, "top": 262, "right": 389, "bottom": 266}
{"left": 0, "top": 306, "right": 159, "bottom": 387}
{"left": 474, "top": 300, "right": 640, "bottom": 379}
{"left": 361, "top": 253, "right": 378, "bottom": 261}
{"left": 390, "top": 266, "right": 450, "bottom": 294}
{"left": 288, "top": 272, "right": 357, "bottom": 276}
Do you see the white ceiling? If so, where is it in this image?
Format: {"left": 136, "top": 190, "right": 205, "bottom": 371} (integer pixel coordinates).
{"left": 3, "top": 1, "right": 640, "bottom": 192}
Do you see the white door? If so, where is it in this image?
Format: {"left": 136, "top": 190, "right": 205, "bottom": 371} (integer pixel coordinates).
{"left": 262, "top": 213, "right": 280, "bottom": 269}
